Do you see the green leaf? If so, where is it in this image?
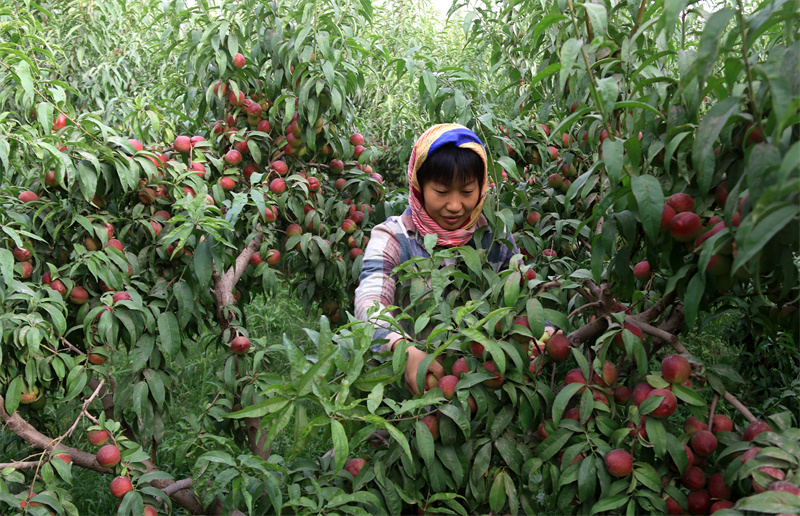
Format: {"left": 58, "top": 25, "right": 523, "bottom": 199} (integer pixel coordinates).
{"left": 489, "top": 471, "right": 508, "bottom": 513}
{"left": 460, "top": 328, "right": 505, "bottom": 374}
{"left": 383, "top": 421, "right": 413, "bottom": 461}
{"left": 671, "top": 383, "right": 706, "bottom": 406}
{"left": 157, "top": 312, "right": 180, "bottom": 358}
{"left": 596, "top": 78, "right": 618, "bottom": 121}
{"left": 591, "top": 494, "right": 630, "bottom": 514}
{"left": 577, "top": 454, "right": 597, "bottom": 503}
{"left": 458, "top": 246, "right": 482, "bottom": 279}
{"left": 227, "top": 397, "right": 290, "bottom": 419}
{"left": 543, "top": 309, "right": 569, "bottom": 333}
{"left": 65, "top": 365, "right": 88, "bottom": 401}
{"left": 602, "top": 138, "right": 624, "bottom": 185}
{"left": 415, "top": 420, "right": 436, "bottom": 467}
{"left": 0, "top": 247, "right": 13, "bottom": 286}
{"left": 422, "top": 70, "right": 437, "bottom": 98}
{"left": 193, "top": 237, "right": 213, "bottom": 289}
{"left": 491, "top": 405, "right": 516, "bottom": 441}
{"left": 535, "top": 428, "right": 573, "bottom": 462}
{"left": 331, "top": 420, "right": 348, "bottom": 474}
{"left": 503, "top": 271, "right": 521, "bottom": 308}
{"left": 39, "top": 303, "right": 66, "bottom": 337}
{"left": 143, "top": 369, "right": 165, "bottom": 409}
{"left": 527, "top": 298, "right": 546, "bottom": 342}
{"left": 76, "top": 160, "right": 98, "bottom": 203}
{"left": 735, "top": 491, "right": 800, "bottom": 514}
{"left": 692, "top": 97, "right": 741, "bottom": 193}
{"left": 634, "top": 463, "right": 663, "bottom": 493}
{"left": 529, "top": 63, "right": 561, "bottom": 86}
{"left": 683, "top": 273, "right": 705, "bottom": 327}
{"left": 638, "top": 393, "right": 665, "bottom": 417}
{"left": 552, "top": 382, "right": 586, "bottom": 425}
{"left": 631, "top": 174, "right": 665, "bottom": 241}
{"left": 732, "top": 204, "right": 799, "bottom": 274}
{"left": 495, "top": 436, "right": 523, "bottom": 475}
{"left": 463, "top": 10, "right": 479, "bottom": 39}
{"left": 5, "top": 376, "right": 22, "bottom": 414}
{"left": 439, "top": 403, "right": 471, "bottom": 441}
{"left": 666, "top": 433, "right": 689, "bottom": 473}
{"left": 582, "top": 2, "right": 608, "bottom": 36}
{"left": 645, "top": 418, "right": 667, "bottom": 457}
{"left": 559, "top": 38, "right": 583, "bottom": 94}
{"left": 745, "top": 144, "right": 782, "bottom": 201}
{"left": 661, "top": 0, "right": 692, "bottom": 39}
{"left": 694, "top": 8, "right": 735, "bottom": 91}
{"left": 367, "top": 383, "right": 383, "bottom": 414}
{"left": 13, "top": 60, "right": 34, "bottom": 100}
{"left": 497, "top": 156, "right": 519, "bottom": 181}
{"left": 296, "top": 348, "right": 335, "bottom": 397}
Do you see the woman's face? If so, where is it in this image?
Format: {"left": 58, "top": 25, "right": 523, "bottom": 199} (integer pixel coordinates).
{"left": 421, "top": 177, "right": 481, "bottom": 230}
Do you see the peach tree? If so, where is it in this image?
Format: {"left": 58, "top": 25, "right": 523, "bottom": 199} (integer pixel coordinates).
{"left": 0, "top": 0, "right": 392, "bottom": 512}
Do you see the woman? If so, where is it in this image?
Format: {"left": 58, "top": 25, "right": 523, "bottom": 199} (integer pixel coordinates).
{"left": 354, "top": 123, "right": 517, "bottom": 394}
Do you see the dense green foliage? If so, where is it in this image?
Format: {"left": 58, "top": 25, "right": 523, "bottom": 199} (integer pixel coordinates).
{"left": 0, "top": 0, "right": 798, "bottom": 514}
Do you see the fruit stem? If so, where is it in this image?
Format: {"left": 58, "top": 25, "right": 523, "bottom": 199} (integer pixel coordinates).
{"left": 707, "top": 394, "right": 718, "bottom": 432}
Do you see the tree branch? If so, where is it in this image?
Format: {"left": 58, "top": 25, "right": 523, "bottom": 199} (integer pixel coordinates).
{"left": 723, "top": 392, "right": 757, "bottom": 423}
{"left": 0, "top": 395, "right": 206, "bottom": 514}
{"left": 637, "top": 290, "right": 678, "bottom": 322}
{"left": 0, "top": 460, "right": 44, "bottom": 470}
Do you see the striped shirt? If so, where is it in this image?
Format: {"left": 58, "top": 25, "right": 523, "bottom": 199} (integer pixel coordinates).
{"left": 355, "top": 207, "right": 518, "bottom": 353}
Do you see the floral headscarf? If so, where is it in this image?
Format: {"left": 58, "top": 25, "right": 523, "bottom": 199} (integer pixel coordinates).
{"left": 407, "top": 123, "right": 488, "bottom": 247}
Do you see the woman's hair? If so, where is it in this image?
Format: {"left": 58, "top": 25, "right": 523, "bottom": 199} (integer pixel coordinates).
{"left": 416, "top": 143, "right": 484, "bottom": 192}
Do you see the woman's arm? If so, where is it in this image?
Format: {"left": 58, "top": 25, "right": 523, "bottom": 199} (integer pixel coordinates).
{"left": 354, "top": 222, "right": 443, "bottom": 394}
{"left": 354, "top": 222, "right": 405, "bottom": 352}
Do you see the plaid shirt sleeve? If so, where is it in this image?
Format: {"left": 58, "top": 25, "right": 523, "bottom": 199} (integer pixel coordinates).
{"left": 354, "top": 218, "right": 407, "bottom": 353}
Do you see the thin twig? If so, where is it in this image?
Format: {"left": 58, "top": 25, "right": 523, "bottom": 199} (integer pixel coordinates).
{"left": 63, "top": 379, "right": 105, "bottom": 440}
{"left": 569, "top": 301, "right": 601, "bottom": 318}
{"left": 0, "top": 460, "right": 41, "bottom": 470}
{"left": 723, "top": 392, "right": 757, "bottom": 423}
{"left": 536, "top": 281, "right": 563, "bottom": 295}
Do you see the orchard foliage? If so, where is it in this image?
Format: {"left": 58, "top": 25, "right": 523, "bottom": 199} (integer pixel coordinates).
{"left": 0, "top": 0, "right": 798, "bottom": 514}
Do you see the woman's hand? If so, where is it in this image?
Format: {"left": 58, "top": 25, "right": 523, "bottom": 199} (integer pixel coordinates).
{"left": 396, "top": 341, "right": 444, "bottom": 395}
